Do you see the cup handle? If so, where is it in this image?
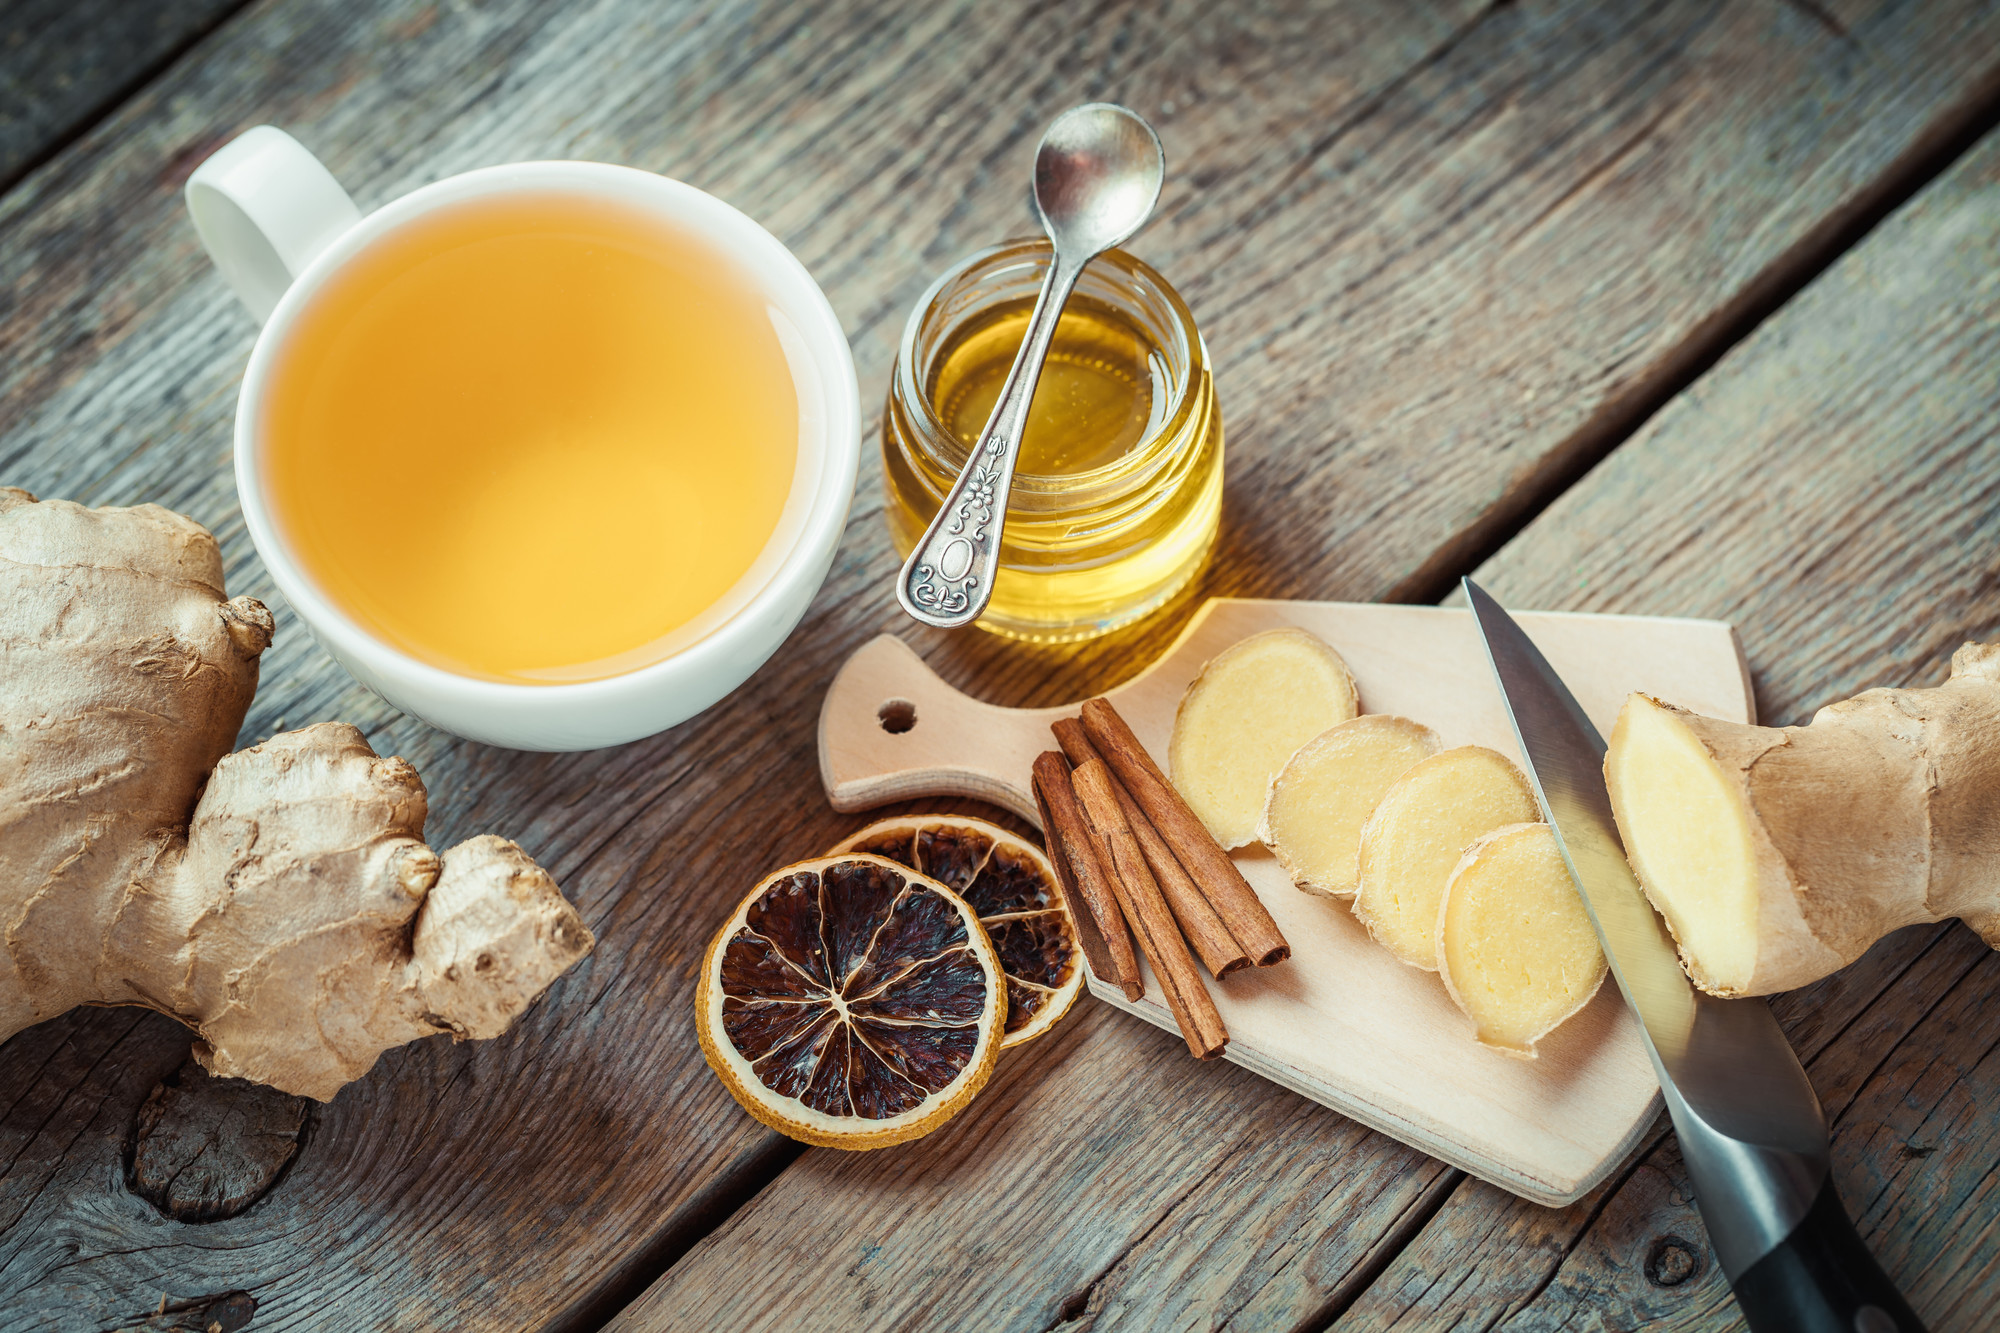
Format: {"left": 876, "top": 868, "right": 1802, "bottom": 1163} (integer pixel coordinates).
{"left": 185, "top": 126, "right": 362, "bottom": 324}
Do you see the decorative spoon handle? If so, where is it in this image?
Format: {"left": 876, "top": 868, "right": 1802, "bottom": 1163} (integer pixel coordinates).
{"left": 895, "top": 252, "right": 1084, "bottom": 629}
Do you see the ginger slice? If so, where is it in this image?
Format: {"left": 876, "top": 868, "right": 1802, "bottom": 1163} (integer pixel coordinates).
{"left": 1169, "top": 627, "right": 1359, "bottom": 849}
{"left": 1437, "top": 822, "right": 1606, "bottom": 1058}
{"left": 1259, "top": 715, "right": 1441, "bottom": 898}
{"left": 1605, "top": 695, "right": 1764, "bottom": 994}
{"left": 1607, "top": 649, "right": 2000, "bottom": 996}
{"left": 1353, "top": 746, "right": 1538, "bottom": 970}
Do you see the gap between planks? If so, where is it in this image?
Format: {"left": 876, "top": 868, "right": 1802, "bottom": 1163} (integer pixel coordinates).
{"left": 1389, "top": 62, "right": 2000, "bottom": 608}
{"left": 0, "top": 0, "right": 262, "bottom": 202}
{"left": 1294, "top": 1167, "right": 1472, "bottom": 1333}
{"left": 586, "top": 111, "right": 2000, "bottom": 1333}
{"left": 548, "top": 1136, "right": 806, "bottom": 1333}
{"left": 587, "top": 107, "right": 2000, "bottom": 1333}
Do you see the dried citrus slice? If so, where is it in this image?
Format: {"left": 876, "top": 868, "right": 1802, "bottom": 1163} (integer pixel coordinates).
{"left": 832, "top": 816, "right": 1081, "bottom": 1048}
{"left": 697, "top": 854, "right": 1004, "bottom": 1149}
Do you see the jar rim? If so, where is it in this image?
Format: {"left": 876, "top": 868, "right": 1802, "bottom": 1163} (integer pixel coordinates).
{"left": 893, "top": 237, "right": 1205, "bottom": 495}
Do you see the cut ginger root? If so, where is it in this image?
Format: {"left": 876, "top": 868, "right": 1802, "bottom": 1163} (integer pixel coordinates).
{"left": 1260, "top": 714, "right": 1440, "bottom": 899}
{"left": 0, "top": 488, "right": 593, "bottom": 1100}
{"left": 1353, "top": 746, "right": 1538, "bottom": 970}
{"left": 1169, "top": 627, "right": 1358, "bottom": 849}
{"left": 1437, "top": 823, "right": 1606, "bottom": 1058}
{"left": 1607, "top": 645, "right": 2000, "bottom": 997}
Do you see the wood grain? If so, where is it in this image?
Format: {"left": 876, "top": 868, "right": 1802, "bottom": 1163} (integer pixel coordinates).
{"left": 613, "top": 1, "right": 2000, "bottom": 1321}
{"left": 1336, "top": 116, "right": 2000, "bottom": 1333}
{"left": 605, "top": 1002, "right": 1462, "bottom": 1333}
{"left": 0, "top": 3, "right": 1497, "bottom": 1328}
{"left": 886, "top": 0, "right": 2000, "bottom": 720}
{"left": 1339, "top": 924, "right": 1999, "bottom": 1331}
{"left": 127, "top": 1063, "right": 308, "bottom": 1223}
{"left": 0, "top": 0, "right": 1996, "bottom": 1330}
{"left": 0, "top": 0, "right": 247, "bottom": 190}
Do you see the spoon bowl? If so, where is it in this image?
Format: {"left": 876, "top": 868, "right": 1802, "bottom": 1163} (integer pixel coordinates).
{"left": 1034, "top": 103, "right": 1166, "bottom": 256}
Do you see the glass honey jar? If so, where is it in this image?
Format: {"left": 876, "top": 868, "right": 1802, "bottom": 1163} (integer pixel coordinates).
{"left": 882, "top": 239, "right": 1223, "bottom": 642}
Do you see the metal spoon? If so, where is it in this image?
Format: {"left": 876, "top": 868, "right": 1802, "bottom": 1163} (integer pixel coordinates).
{"left": 896, "top": 102, "right": 1165, "bottom": 629}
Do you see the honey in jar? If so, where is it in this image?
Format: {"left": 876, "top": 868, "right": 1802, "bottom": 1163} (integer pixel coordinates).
{"left": 882, "top": 239, "right": 1222, "bottom": 642}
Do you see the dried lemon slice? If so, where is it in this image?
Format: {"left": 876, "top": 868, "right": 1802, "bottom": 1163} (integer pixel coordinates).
{"left": 833, "top": 816, "right": 1081, "bottom": 1048}
{"left": 697, "top": 854, "right": 1004, "bottom": 1149}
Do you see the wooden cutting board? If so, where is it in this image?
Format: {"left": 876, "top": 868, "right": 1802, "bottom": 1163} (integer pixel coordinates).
{"left": 817, "top": 599, "right": 1754, "bottom": 1206}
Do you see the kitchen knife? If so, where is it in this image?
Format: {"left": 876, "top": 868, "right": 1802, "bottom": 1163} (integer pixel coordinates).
{"left": 1464, "top": 578, "right": 1925, "bottom": 1333}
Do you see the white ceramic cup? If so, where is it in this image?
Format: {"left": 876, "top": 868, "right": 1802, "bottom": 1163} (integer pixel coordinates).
{"left": 186, "top": 127, "right": 859, "bottom": 751}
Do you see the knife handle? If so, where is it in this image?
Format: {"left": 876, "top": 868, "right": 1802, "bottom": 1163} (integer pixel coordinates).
{"left": 1732, "top": 1177, "right": 1926, "bottom": 1333}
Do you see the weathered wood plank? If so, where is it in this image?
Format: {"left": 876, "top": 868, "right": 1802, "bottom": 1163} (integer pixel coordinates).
{"left": 3, "top": 0, "right": 1999, "bottom": 1331}
{"left": 1337, "top": 120, "right": 2000, "bottom": 1332}
{"left": 0, "top": 0, "right": 247, "bottom": 190}
{"left": 0, "top": 2, "right": 1493, "bottom": 1329}
{"left": 597, "top": 4, "right": 2000, "bottom": 1330}
{"left": 606, "top": 1001, "right": 1458, "bottom": 1333}
{"left": 1333, "top": 921, "right": 1970, "bottom": 1330}
{"left": 1348, "top": 925, "right": 2000, "bottom": 1332}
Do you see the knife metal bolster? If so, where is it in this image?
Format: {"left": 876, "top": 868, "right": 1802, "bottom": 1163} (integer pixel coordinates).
{"left": 1464, "top": 579, "right": 1831, "bottom": 1279}
{"left": 1669, "top": 1062, "right": 1829, "bottom": 1281}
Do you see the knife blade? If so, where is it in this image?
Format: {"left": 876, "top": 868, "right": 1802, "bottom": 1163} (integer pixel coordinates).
{"left": 1463, "top": 578, "right": 1925, "bottom": 1333}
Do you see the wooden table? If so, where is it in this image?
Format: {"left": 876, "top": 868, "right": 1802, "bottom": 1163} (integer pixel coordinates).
{"left": 3, "top": 1, "right": 1998, "bottom": 1329}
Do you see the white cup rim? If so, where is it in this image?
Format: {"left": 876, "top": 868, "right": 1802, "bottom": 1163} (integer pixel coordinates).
{"left": 234, "top": 160, "right": 859, "bottom": 715}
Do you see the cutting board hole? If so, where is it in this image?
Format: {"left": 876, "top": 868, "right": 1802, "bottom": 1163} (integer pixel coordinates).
{"left": 878, "top": 698, "right": 917, "bottom": 734}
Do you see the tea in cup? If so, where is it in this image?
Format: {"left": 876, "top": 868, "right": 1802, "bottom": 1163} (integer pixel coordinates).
{"left": 187, "top": 128, "right": 859, "bottom": 750}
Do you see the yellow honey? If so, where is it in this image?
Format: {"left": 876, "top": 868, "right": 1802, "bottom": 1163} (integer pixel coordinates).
{"left": 882, "top": 240, "right": 1222, "bottom": 642}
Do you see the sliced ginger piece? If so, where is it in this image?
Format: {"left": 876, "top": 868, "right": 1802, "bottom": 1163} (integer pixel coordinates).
{"left": 1437, "top": 822, "right": 1606, "bottom": 1058}
{"left": 1169, "top": 627, "right": 1359, "bottom": 849}
{"left": 1605, "top": 694, "right": 1763, "bottom": 995}
{"left": 1260, "top": 715, "right": 1441, "bottom": 898}
{"left": 1353, "top": 746, "right": 1538, "bottom": 970}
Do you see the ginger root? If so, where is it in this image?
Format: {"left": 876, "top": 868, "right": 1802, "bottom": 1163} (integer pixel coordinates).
{"left": 1169, "top": 628, "right": 1358, "bottom": 849}
{"left": 1353, "top": 746, "right": 1538, "bottom": 970}
{"left": 1437, "top": 822, "right": 1605, "bottom": 1058}
{"left": 0, "top": 489, "right": 593, "bottom": 1100}
{"left": 1606, "top": 644, "right": 2000, "bottom": 997}
{"left": 1259, "top": 714, "right": 1440, "bottom": 899}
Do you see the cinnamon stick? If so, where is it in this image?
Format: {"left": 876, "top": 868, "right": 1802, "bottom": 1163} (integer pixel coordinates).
{"left": 1051, "top": 717, "right": 1250, "bottom": 977}
{"left": 1071, "top": 758, "right": 1228, "bottom": 1059}
{"left": 1079, "top": 697, "right": 1291, "bottom": 967}
{"left": 1032, "top": 751, "right": 1142, "bottom": 999}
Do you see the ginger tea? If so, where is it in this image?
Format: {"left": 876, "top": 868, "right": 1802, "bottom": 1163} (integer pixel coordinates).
{"left": 262, "top": 192, "right": 798, "bottom": 684}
